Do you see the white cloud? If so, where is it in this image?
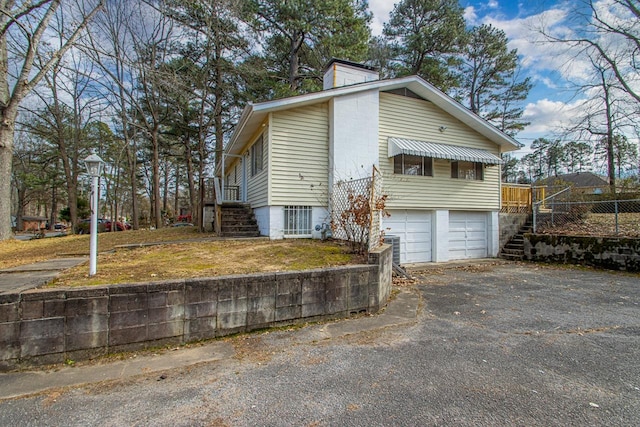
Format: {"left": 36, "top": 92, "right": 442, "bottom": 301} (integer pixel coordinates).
{"left": 516, "top": 96, "right": 605, "bottom": 149}
{"left": 464, "top": 6, "right": 478, "bottom": 25}
{"left": 479, "top": 6, "right": 598, "bottom": 89}
{"left": 487, "top": 0, "right": 499, "bottom": 9}
{"left": 522, "top": 98, "right": 574, "bottom": 134}
{"left": 368, "top": 0, "right": 396, "bottom": 36}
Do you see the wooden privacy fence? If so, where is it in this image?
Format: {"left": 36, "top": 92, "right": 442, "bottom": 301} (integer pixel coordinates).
{"left": 501, "top": 184, "right": 545, "bottom": 213}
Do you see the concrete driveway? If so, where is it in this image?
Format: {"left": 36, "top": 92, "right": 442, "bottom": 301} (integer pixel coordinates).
{"left": 0, "top": 262, "right": 638, "bottom": 426}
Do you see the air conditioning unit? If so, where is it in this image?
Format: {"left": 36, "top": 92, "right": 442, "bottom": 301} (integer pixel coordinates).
{"left": 384, "top": 235, "right": 401, "bottom": 265}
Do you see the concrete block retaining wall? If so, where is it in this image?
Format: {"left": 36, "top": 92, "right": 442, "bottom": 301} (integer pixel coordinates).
{"left": 523, "top": 234, "right": 640, "bottom": 272}
{"left": 499, "top": 213, "right": 529, "bottom": 249}
{"left": 0, "top": 245, "right": 391, "bottom": 369}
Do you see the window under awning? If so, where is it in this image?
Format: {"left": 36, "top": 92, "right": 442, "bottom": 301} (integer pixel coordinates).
{"left": 388, "top": 137, "right": 502, "bottom": 165}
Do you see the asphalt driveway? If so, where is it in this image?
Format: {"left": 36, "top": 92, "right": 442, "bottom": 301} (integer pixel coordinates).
{"left": 0, "top": 262, "right": 638, "bottom": 426}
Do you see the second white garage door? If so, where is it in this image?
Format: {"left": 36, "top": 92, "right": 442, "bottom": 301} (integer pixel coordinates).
{"left": 384, "top": 210, "right": 432, "bottom": 263}
{"left": 449, "top": 211, "right": 488, "bottom": 260}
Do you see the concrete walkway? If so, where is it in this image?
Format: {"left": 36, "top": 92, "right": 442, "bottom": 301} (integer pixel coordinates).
{"left": 0, "top": 290, "right": 420, "bottom": 400}
{"left": 0, "top": 258, "right": 87, "bottom": 295}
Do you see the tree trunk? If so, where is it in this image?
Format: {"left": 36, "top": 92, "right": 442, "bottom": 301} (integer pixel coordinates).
{"left": 163, "top": 157, "right": 169, "bottom": 215}
{"left": 174, "top": 163, "right": 180, "bottom": 219}
{"left": 602, "top": 75, "right": 616, "bottom": 193}
{"left": 114, "top": 160, "right": 120, "bottom": 225}
{"left": 0, "top": 126, "right": 15, "bottom": 239}
{"left": 151, "top": 127, "right": 162, "bottom": 228}
{"left": 185, "top": 142, "right": 196, "bottom": 223}
{"left": 126, "top": 143, "right": 139, "bottom": 229}
{"left": 289, "top": 32, "right": 304, "bottom": 91}
{"left": 15, "top": 182, "right": 25, "bottom": 232}
{"left": 49, "top": 185, "right": 57, "bottom": 230}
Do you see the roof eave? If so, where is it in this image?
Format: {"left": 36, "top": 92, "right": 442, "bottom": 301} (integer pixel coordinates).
{"left": 217, "top": 103, "right": 255, "bottom": 176}
{"left": 223, "top": 75, "right": 522, "bottom": 170}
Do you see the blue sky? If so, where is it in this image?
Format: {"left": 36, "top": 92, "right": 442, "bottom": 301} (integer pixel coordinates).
{"left": 367, "top": 0, "right": 595, "bottom": 152}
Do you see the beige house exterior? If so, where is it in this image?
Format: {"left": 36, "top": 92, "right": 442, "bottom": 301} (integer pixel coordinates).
{"left": 219, "top": 59, "right": 520, "bottom": 264}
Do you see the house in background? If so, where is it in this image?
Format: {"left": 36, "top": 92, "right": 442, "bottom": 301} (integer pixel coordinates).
{"left": 20, "top": 216, "right": 48, "bottom": 232}
{"left": 217, "top": 59, "right": 521, "bottom": 264}
{"left": 537, "top": 172, "right": 610, "bottom": 195}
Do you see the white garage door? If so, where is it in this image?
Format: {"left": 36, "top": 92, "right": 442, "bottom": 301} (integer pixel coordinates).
{"left": 384, "top": 210, "right": 432, "bottom": 263}
{"left": 449, "top": 211, "right": 488, "bottom": 260}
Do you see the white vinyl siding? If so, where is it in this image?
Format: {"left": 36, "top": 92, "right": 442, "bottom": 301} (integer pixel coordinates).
{"left": 379, "top": 92, "right": 501, "bottom": 211}
{"left": 248, "top": 131, "right": 268, "bottom": 207}
{"left": 271, "top": 103, "right": 329, "bottom": 206}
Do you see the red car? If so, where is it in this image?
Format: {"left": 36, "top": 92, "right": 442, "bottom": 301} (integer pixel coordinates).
{"left": 104, "top": 220, "right": 131, "bottom": 232}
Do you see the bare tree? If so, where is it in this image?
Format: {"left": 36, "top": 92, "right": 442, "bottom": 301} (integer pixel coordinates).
{"left": 22, "top": 29, "right": 104, "bottom": 232}
{"left": 539, "top": 0, "right": 640, "bottom": 105}
{"left": 563, "top": 57, "right": 629, "bottom": 191}
{"left": 0, "top": 0, "right": 104, "bottom": 240}
{"left": 82, "top": 1, "right": 175, "bottom": 229}
{"left": 537, "top": 1, "right": 640, "bottom": 191}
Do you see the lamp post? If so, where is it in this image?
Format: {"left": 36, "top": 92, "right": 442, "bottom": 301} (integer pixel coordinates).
{"left": 84, "top": 154, "right": 105, "bottom": 276}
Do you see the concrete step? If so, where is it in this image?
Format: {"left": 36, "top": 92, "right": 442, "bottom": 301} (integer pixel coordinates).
{"left": 221, "top": 225, "right": 260, "bottom": 233}
{"left": 505, "top": 241, "right": 524, "bottom": 248}
{"left": 220, "top": 230, "right": 261, "bottom": 237}
{"left": 500, "top": 252, "right": 524, "bottom": 261}
{"left": 221, "top": 217, "right": 258, "bottom": 224}
{"left": 219, "top": 204, "right": 260, "bottom": 238}
{"left": 222, "top": 210, "right": 255, "bottom": 216}
{"left": 222, "top": 218, "right": 257, "bottom": 226}
{"left": 502, "top": 246, "right": 524, "bottom": 255}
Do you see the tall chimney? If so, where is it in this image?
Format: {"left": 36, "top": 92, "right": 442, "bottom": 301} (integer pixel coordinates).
{"left": 323, "top": 58, "right": 379, "bottom": 90}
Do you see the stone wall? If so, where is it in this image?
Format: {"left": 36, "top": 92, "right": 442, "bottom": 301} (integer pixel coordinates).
{"left": 523, "top": 234, "right": 640, "bottom": 272}
{"left": 0, "top": 245, "right": 392, "bottom": 369}
{"left": 498, "top": 213, "right": 529, "bottom": 249}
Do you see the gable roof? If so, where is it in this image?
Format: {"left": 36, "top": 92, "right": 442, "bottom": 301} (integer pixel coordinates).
{"left": 221, "top": 75, "right": 522, "bottom": 172}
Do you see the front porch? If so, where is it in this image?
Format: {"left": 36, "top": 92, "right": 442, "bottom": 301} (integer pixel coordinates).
{"left": 205, "top": 177, "right": 259, "bottom": 237}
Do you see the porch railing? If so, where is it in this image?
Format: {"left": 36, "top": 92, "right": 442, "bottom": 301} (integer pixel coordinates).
{"left": 225, "top": 185, "right": 240, "bottom": 202}
{"left": 211, "top": 177, "right": 242, "bottom": 204}
{"left": 501, "top": 184, "right": 547, "bottom": 213}
{"left": 501, "top": 183, "right": 532, "bottom": 213}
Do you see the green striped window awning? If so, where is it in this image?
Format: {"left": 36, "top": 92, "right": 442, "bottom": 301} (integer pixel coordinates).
{"left": 388, "top": 137, "right": 502, "bottom": 165}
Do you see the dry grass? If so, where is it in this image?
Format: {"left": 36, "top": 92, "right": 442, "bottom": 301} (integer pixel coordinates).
{"left": 0, "top": 229, "right": 360, "bottom": 288}
{"left": 0, "top": 227, "right": 211, "bottom": 270}
{"left": 52, "top": 239, "right": 357, "bottom": 288}
{"left": 539, "top": 212, "right": 640, "bottom": 237}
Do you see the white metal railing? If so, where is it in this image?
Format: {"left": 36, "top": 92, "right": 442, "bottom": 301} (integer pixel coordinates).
{"left": 532, "top": 186, "right": 571, "bottom": 233}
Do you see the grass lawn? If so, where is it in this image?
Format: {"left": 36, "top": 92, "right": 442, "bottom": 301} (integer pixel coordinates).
{"left": 0, "top": 227, "right": 212, "bottom": 269}
{"left": 0, "top": 228, "right": 360, "bottom": 287}
{"left": 539, "top": 212, "right": 640, "bottom": 237}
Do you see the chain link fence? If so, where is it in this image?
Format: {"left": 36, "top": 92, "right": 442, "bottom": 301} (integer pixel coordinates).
{"left": 330, "top": 166, "right": 385, "bottom": 253}
{"left": 534, "top": 196, "right": 640, "bottom": 238}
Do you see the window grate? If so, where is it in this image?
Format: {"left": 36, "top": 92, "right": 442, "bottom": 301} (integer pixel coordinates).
{"left": 284, "top": 206, "right": 312, "bottom": 235}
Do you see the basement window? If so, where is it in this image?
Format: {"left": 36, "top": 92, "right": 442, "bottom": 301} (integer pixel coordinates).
{"left": 284, "top": 206, "right": 312, "bottom": 236}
